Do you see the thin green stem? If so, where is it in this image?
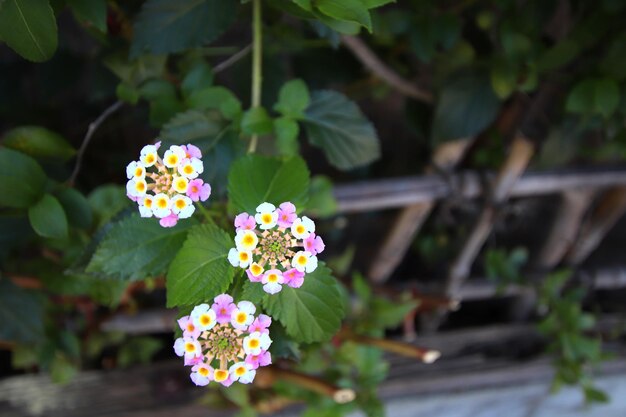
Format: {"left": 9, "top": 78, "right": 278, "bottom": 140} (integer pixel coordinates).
{"left": 248, "top": 0, "right": 263, "bottom": 154}
{"left": 194, "top": 201, "right": 215, "bottom": 225}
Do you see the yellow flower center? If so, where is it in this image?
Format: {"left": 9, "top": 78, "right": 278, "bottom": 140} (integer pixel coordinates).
{"left": 198, "top": 367, "right": 209, "bottom": 377}
{"left": 167, "top": 155, "right": 178, "bottom": 165}
{"left": 146, "top": 154, "right": 155, "bottom": 164}
{"left": 250, "top": 264, "right": 263, "bottom": 276}
{"left": 135, "top": 167, "right": 143, "bottom": 176}
{"left": 268, "top": 273, "right": 278, "bottom": 283}
{"left": 243, "top": 234, "right": 254, "bottom": 245}
{"left": 214, "top": 369, "right": 228, "bottom": 382}
{"left": 200, "top": 314, "right": 212, "bottom": 326}
{"left": 297, "top": 255, "right": 307, "bottom": 265}
{"left": 144, "top": 198, "right": 153, "bottom": 208}
{"left": 236, "top": 367, "right": 246, "bottom": 376}
{"left": 236, "top": 312, "right": 247, "bottom": 324}
{"left": 185, "top": 342, "right": 196, "bottom": 352}
{"left": 239, "top": 252, "right": 249, "bottom": 261}
{"left": 187, "top": 323, "right": 195, "bottom": 332}
{"left": 184, "top": 165, "right": 194, "bottom": 174}
{"left": 249, "top": 339, "right": 260, "bottom": 349}
{"left": 157, "top": 198, "right": 168, "bottom": 209}
{"left": 136, "top": 181, "right": 146, "bottom": 192}
{"left": 296, "top": 225, "right": 305, "bottom": 234}
{"left": 262, "top": 213, "right": 272, "bottom": 224}
{"left": 176, "top": 199, "right": 186, "bottom": 209}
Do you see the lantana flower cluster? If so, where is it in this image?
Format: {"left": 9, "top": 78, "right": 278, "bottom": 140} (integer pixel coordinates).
{"left": 228, "top": 202, "right": 325, "bottom": 294}
{"left": 174, "top": 294, "right": 272, "bottom": 387}
{"left": 126, "top": 142, "right": 211, "bottom": 228}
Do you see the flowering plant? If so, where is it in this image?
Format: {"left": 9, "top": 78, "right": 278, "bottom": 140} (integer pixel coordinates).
{"left": 227, "top": 202, "right": 325, "bottom": 294}
{"left": 126, "top": 142, "right": 211, "bottom": 228}
{"left": 174, "top": 293, "right": 272, "bottom": 386}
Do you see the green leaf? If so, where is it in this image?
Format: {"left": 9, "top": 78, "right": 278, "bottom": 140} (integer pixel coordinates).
{"left": 566, "top": 78, "right": 620, "bottom": 118}
{"left": 371, "top": 298, "right": 418, "bottom": 329}
{"left": 241, "top": 106, "right": 273, "bottom": 136}
{"left": 274, "top": 117, "right": 300, "bottom": 156}
{"left": 117, "top": 337, "right": 163, "bottom": 368}
{"left": 263, "top": 263, "right": 345, "bottom": 343}
{"left": 316, "top": 0, "right": 372, "bottom": 32}
{"left": 181, "top": 61, "right": 214, "bottom": 99}
{"left": 55, "top": 187, "right": 93, "bottom": 229}
{"left": 302, "top": 90, "right": 380, "bottom": 170}
{"left": 228, "top": 154, "right": 310, "bottom": 213}
{"left": 187, "top": 86, "right": 242, "bottom": 120}
{"left": 86, "top": 214, "right": 195, "bottom": 280}
{"left": 103, "top": 53, "right": 167, "bottom": 86}
{"left": 3, "top": 126, "right": 75, "bottom": 161}
{"left": 0, "top": 147, "right": 46, "bottom": 208}
{"left": 306, "top": 175, "right": 337, "bottom": 218}
{"left": 0, "top": 279, "right": 44, "bottom": 343}
{"left": 50, "top": 354, "right": 78, "bottom": 385}
{"left": 274, "top": 79, "right": 310, "bottom": 118}
{"left": 131, "top": 0, "right": 237, "bottom": 57}
{"left": 0, "top": 214, "right": 33, "bottom": 259}
{"left": 600, "top": 32, "right": 626, "bottom": 80}
{"left": 67, "top": 0, "right": 107, "bottom": 32}
{"left": 160, "top": 110, "right": 224, "bottom": 150}
{"left": 594, "top": 78, "right": 620, "bottom": 118}
{"left": 241, "top": 279, "right": 266, "bottom": 305}
{"left": 584, "top": 386, "right": 609, "bottom": 403}
{"left": 432, "top": 72, "right": 501, "bottom": 144}
{"left": 116, "top": 82, "right": 140, "bottom": 105}
{"left": 536, "top": 40, "right": 579, "bottom": 73}
{"left": 28, "top": 194, "right": 68, "bottom": 239}
{"left": 0, "top": 0, "right": 58, "bottom": 62}
{"left": 87, "top": 184, "right": 130, "bottom": 228}
{"left": 166, "top": 224, "right": 234, "bottom": 307}
{"left": 362, "top": 0, "right": 395, "bottom": 7}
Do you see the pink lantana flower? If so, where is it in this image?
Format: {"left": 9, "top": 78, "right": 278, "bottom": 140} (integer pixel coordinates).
{"left": 177, "top": 315, "right": 201, "bottom": 339}
{"left": 160, "top": 213, "right": 179, "bottom": 228}
{"left": 303, "top": 233, "right": 325, "bottom": 256}
{"left": 182, "top": 144, "right": 202, "bottom": 159}
{"left": 234, "top": 213, "right": 257, "bottom": 231}
{"left": 248, "top": 314, "right": 271, "bottom": 334}
{"left": 186, "top": 179, "right": 211, "bottom": 202}
{"left": 283, "top": 268, "right": 305, "bottom": 288}
{"left": 245, "top": 351, "right": 272, "bottom": 370}
{"left": 276, "top": 202, "right": 297, "bottom": 228}
{"left": 212, "top": 294, "right": 237, "bottom": 324}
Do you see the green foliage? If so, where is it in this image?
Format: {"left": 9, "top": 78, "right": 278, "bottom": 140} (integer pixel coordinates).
{"left": 55, "top": 187, "right": 93, "bottom": 230}
{"left": 228, "top": 154, "right": 310, "bottom": 213}
{"left": 181, "top": 61, "right": 214, "bottom": 99}
{"left": 274, "top": 79, "right": 310, "bottom": 118}
{"left": 166, "top": 224, "right": 234, "bottom": 307}
{"left": 131, "top": 0, "right": 237, "bottom": 57}
{"left": 0, "top": 279, "right": 44, "bottom": 343}
{"left": 87, "top": 215, "right": 196, "bottom": 280}
{"left": 306, "top": 175, "right": 338, "bottom": 218}
{"left": 160, "top": 110, "right": 225, "bottom": 150}
{"left": 66, "top": 0, "right": 107, "bottom": 32}
{"left": 484, "top": 247, "right": 528, "bottom": 290}
{"left": 274, "top": 117, "right": 300, "bottom": 156}
{"left": 28, "top": 193, "right": 69, "bottom": 239}
{"left": 432, "top": 71, "right": 500, "bottom": 144}
{"left": 187, "top": 86, "right": 242, "bottom": 120}
{"left": 241, "top": 106, "right": 273, "bottom": 135}
{"left": 2, "top": 126, "right": 75, "bottom": 161}
{"left": 117, "top": 337, "right": 163, "bottom": 368}
{"left": 565, "top": 78, "right": 620, "bottom": 118}
{"left": 0, "top": 0, "right": 57, "bottom": 62}
{"left": 0, "top": 147, "right": 47, "bottom": 208}
{"left": 537, "top": 270, "right": 608, "bottom": 404}
{"left": 264, "top": 263, "right": 345, "bottom": 343}
{"left": 302, "top": 90, "right": 380, "bottom": 170}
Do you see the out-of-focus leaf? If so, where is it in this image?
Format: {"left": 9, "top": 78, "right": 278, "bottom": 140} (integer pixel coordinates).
{"left": 0, "top": 0, "right": 58, "bottom": 62}
{"left": 67, "top": 0, "right": 107, "bottom": 32}
{"left": 28, "top": 194, "right": 68, "bottom": 239}
{"left": 3, "top": 126, "right": 75, "bottom": 161}
{"left": 0, "top": 279, "right": 44, "bottom": 343}
{"left": 0, "top": 147, "right": 47, "bottom": 208}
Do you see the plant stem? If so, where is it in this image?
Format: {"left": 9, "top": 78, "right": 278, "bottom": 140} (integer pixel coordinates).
{"left": 195, "top": 202, "right": 215, "bottom": 225}
{"left": 248, "top": 0, "right": 262, "bottom": 154}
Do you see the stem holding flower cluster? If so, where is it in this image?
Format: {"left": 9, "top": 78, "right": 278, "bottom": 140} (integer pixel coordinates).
{"left": 248, "top": 0, "right": 263, "bottom": 154}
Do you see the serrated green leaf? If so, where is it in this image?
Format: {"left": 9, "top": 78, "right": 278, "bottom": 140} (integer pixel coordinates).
{"left": 116, "top": 82, "right": 140, "bottom": 105}
{"left": 55, "top": 187, "right": 93, "bottom": 229}
{"left": 67, "top": 0, "right": 107, "bottom": 32}
{"left": 317, "top": 0, "right": 372, "bottom": 32}
{"left": 28, "top": 194, "right": 68, "bottom": 239}
{"left": 263, "top": 263, "right": 344, "bottom": 343}
{"left": 432, "top": 71, "right": 501, "bottom": 144}
{"left": 130, "top": 0, "right": 237, "bottom": 57}
{"left": 103, "top": 53, "right": 167, "bottom": 86}
{"left": 274, "top": 79, "right": 310, "bottom": 118}
{"left": 187, "top": 86, "right": 242, "bottom": 120}
{"left": 160, "top": 109, "right": 224, "bottom": 150}
{"left": 87, "top": 184, "right": 130, "bottom": 228}
{"left": 274, "top": 117, "right": 300, "bottom": 156}
{"left": 3, "top": 126, "right": 75, "bottom": 161}
{"left": 166, "top": 223, "right": 234, "bottom": 307}
{"left": 302, "top": 90, "right": 380, "bottom": 170}
{"left": 0, "top": 279, "right": 44, "bottom": 343}
{"left": 0, "top": 147, "right": 47, "bottom": 208}
{"left": 228, "top": 154, "right": 310, "bottom": 213}
{"left": 86, "top": 214, "right": 195, "bottom": 280}
{"left": 241, "top": 279, "right": 266, "bottom": 305}
{"left": 0, "top": 0, "right": 58, "bottom": 62}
